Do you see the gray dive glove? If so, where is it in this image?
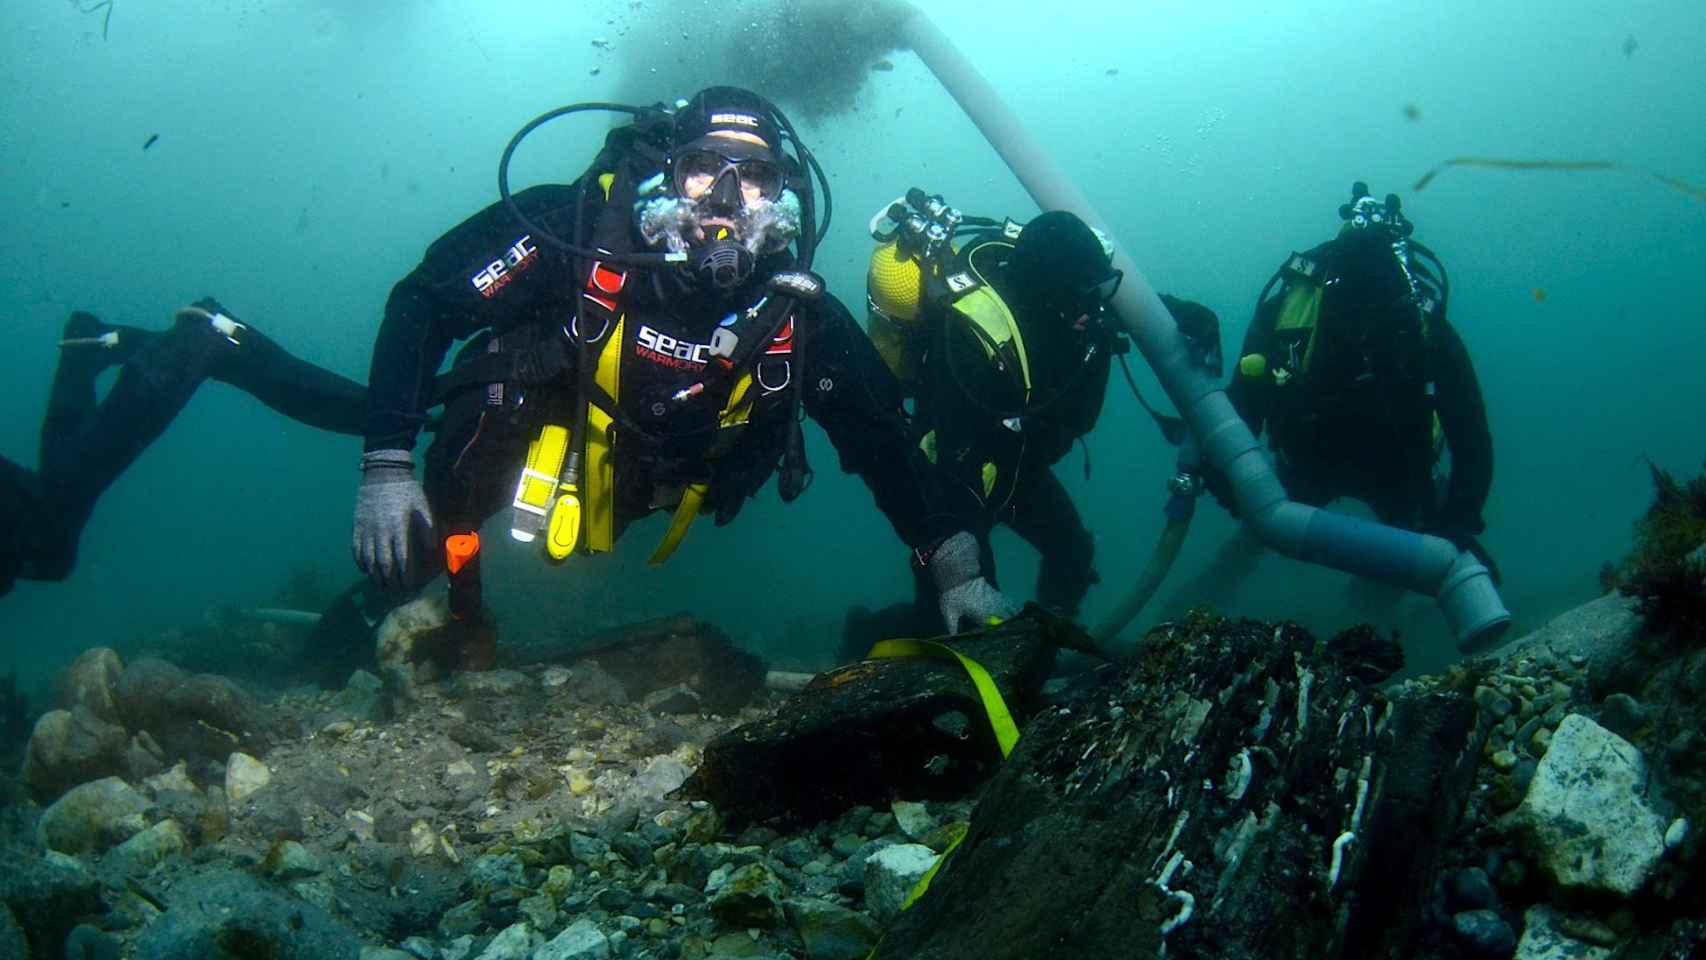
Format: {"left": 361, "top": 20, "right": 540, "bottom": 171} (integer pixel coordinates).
{"left": 353, "top": 449, "right": 434, "bottom": 588}
{"left": 923, "top": 531, "right": 1022, "bottom": 635}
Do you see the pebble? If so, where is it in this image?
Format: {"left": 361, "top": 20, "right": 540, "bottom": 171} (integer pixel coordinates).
{"left": 1489, "top": 750, "right": 1518, "bottom": 773}
{"left": 1559, "top": 914, "right": 1620, "bottom": 948}
{"left": 1474, "top": 686, "right": 1514, "bottom": 719}
{"left": 1530, "top": 727, "right": 1553, "bottom": 756}
{"left": 1493, "top": 857, "right": 1527, "bottom": 890}
{"left": 1445, "top": 867, "right": 1499, "bottom": 912}
{"left": 1666, "top": 818, "right": 1690, "bottom": 850}
{"left": 1451, "top": 909, "right": 1516, "bottom": 959}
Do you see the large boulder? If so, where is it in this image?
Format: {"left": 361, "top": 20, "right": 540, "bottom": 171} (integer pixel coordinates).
{"left": 111, "top": 656, "right": 275, "bottom": 778}
{"left": 1514, "top": 905, "right": 1614, "bottom": 960}
{"left": 0, "top": 847, "right": 103, "bottom": 955}
{"left": 1505, "top": 713, "right": 1667, "bottom": 897}
{"left": 21, "top": 706, "right": 128, "bottom": 800}
{"left": 375, "top": 594, "right": 456, "bottom": 699}
{"left": 785, "top": 898, "right": 882, "bottom": 960}
{"left": 57, "top": 647, "right": 124, "bottom": 722}
{"left": 1487, "top": 593, "right": 1648, "bottom": 693}
{"left": 132, "top": 866, "right": 364, "bottom": 959}
{"left": 36, "top": 776, "right": 153, "bottom": 855}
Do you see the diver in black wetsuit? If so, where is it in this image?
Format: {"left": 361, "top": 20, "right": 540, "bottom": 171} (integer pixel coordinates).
{"left": 1188, "top": 182, "right": 1496, "bottom": 611}
{"left": 350, "top": 87, "right": 1017, "bottom": 666}
{"left": 0, "top": 300, "right": 365, "bottom": 597}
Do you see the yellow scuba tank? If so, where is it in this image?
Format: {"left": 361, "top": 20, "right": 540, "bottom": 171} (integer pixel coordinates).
{"left": 866, "top": 241, "right": 925, "bottom": 382}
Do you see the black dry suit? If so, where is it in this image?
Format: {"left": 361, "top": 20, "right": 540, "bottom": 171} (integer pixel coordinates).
{"left": 364, "top": 124, "right": 965, "bottom": 608}
{"left": 2, "top": 304, "right": 364, "bottom": 598}
{"left": 900, "top": 230, "right": 1119, "bottom": 616}
{"left": 1225, "top": 230, "right": 1493, "bottom": 540}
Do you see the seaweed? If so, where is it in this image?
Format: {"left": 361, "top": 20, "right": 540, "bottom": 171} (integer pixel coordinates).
{"left": 73, "top": 0, "right": 114, "bottom": 40}
{"left": 1615, "top": 458, "right": 1706, "bottom": 643}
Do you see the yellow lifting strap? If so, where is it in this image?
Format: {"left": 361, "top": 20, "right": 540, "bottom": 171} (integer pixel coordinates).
{"left": 645, "top": 372, "right": 757, "bottom": 566}
{"left": 583, "top": 316, "right": 625, "bottom": 554}
{"left": 950, "top": 286, "right": 1032, "bottom": 397}
{"left": 865, "top": 637, "right": 1019, "bottom": 758}
{"left": 857, "top": 636, "right": 1019, "bottom": 947}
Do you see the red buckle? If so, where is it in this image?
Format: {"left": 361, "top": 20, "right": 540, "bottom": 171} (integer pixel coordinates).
{"left": 590, "top": 261, "right": 627, "bottom": 296}
{"left": 765, "top": 316, "right": 795, "bottom": 356}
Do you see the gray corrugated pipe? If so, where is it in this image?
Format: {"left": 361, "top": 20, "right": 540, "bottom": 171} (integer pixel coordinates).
{"left": 899, "top": 11, "right": 1510, "bottom": 651}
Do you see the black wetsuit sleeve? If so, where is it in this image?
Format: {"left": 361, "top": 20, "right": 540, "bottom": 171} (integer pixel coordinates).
{"left": 801, "top": 296, "right": 977, "bottom": 548}
{"left": 1430, "top": 320, "right": 1493, "bottom": 534}
{"left": 365, "top": 184, "right": 584, "bottom": 453}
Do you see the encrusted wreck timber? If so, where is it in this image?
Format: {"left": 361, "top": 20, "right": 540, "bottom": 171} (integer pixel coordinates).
{"left": 872, "top": 616, "right": 1477, "bottom": 960}
{"left": 680, "top": 613, "right": 1061, "bottom": 825}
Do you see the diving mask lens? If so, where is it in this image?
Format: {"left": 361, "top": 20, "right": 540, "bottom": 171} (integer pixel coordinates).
{"left": 1076, "top": 270, "right": 1123, "bottom": 315}
{"left": 674, "top": 150, "right": 785, "bottom": 205}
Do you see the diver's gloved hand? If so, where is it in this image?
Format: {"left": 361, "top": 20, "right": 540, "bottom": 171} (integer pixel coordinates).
{"left": 353, "top": 450, "right": 434, "bottom": 589}
{"left": 922, "top": 531, "right": 1021, "bottom": 635}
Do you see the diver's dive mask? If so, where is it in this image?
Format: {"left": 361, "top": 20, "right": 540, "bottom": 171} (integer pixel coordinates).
{"left": 672, "top": 150, "right": 786, "bottom": 209}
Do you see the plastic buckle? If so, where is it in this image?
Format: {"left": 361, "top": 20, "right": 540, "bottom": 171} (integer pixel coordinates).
{"left": 1167, "top": 471, "right": 1202, "bottom": 497}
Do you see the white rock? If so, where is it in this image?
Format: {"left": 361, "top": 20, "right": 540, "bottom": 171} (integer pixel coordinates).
{"left": 1507, "top": 714, "right": 1665, "bottom": 896}
{"left": 346, "top": 809, "right": 377, "bottom": 843}
{"left": 409, "top": 820, "right": 438, "bottom": 857}
{"left": 1514, "top": 905, "right": 1613, "bottom": 960}
{"left": 864, "top": 843, "right": 938, "bottom": 924}
{"left": 535, "top": 918, "right": 611, "bottom": 960}
{"left": 267, "top": 839, "right": 324, "bottom": 881}
{"left": 630, "top": 756, "right": 691, "bottom": 799}
{"left": 225, "top": 752, "right": 271, "bottom": 802}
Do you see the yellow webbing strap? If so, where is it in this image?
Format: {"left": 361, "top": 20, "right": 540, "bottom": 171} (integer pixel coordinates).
{"left": 859, "top": 637, "right": 1019, "bottom": 950}
{"left": 1273, "top": 283, "right": 1323, "bottom": 373}
{"left": 647, "top": 483, "right": 708, "bottom": 567}
{"left": 865, "top": 637, "right": 1019, "bottom": 758}
{"left": 584, "top": 316, "right": 624, "bottom": 553}
{"left": 644, "top": 372, "right": 757, "bottom": 566}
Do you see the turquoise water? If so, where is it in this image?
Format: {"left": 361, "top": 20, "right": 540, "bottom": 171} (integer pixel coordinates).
{"left": 2, "top": 0, "right": 1702, "bottom": 692}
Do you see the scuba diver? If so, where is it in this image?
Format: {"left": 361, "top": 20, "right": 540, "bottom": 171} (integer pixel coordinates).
{"left": 1191, "top": 181, "right": 1495, "bottom": 609}
{"left": 351, "top": 87, "right": 1018, "bottom": 668}
{"left": 1, "top": 301, "right": 366, "bottom": 597}
{"left": 849, "top": 190, "right": 1223, "bottom": 640}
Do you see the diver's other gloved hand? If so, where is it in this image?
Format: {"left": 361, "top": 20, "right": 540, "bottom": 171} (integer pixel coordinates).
{"left": 923, "top": 531, "right": 1021, "bottom": 635}
{"left": 353, "top": 450, "right": 434, "bottom": 589}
